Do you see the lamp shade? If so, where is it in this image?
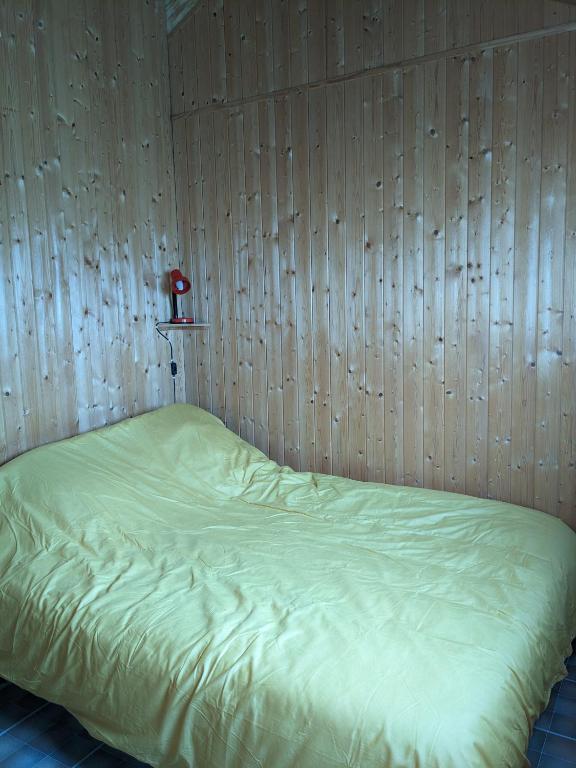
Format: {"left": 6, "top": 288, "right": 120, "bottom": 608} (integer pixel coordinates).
{"left": 170, "top": 269, "right": 191, "bottom": 295}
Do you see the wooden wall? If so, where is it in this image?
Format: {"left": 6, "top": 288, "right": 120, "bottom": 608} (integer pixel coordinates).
{"left": 169, "top": 0, "right": 576, "bottom": 527}
{"left": 0, "top": 0, "right": 181, "bottom": 464}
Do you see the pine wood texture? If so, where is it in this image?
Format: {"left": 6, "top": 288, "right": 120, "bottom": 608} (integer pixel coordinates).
{"left": 0, "top": 0, "right": 180, "bottom": 464}
{"left": 165, "top": 0, "right": 200, "bottom": 33}
{"left": 170, "top": 0, "right": 576, "bottom": 527}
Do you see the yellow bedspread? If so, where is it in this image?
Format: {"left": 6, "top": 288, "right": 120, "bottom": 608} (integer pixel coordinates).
{"left": 0, "top": 404, "right": 575, "bottom": 768}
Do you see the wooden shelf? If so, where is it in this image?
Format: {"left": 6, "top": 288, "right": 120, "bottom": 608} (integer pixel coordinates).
{"left": 157, "top": 323, "right": 209, "bottom": 331}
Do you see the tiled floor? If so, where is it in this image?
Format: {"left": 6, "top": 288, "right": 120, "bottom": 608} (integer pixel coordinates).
{"left": 1, "top": 646, "right": 575, "bottom": 767}
{"left": 0, "top": 679, "right": 149, "bottom": 767}
{"left": 527, "top": 643, "right": 576, "bottom": 768}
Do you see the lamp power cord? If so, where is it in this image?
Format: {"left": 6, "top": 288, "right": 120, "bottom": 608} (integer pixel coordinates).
{"left": 155, "top": 322, "right": 177, "bottom": 404}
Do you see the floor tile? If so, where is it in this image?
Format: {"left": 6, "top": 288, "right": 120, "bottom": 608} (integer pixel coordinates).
{"left": 537, "top": 754, "right": 576, "bottom": 768}
{"left": 0, "top": 744, "right": 48, "bottom": 768}
{"left": 50, "top": 733, "right": 103, "bottom": 767}
{"left": 555, "top": 696, "right": 576, "bottom": 719}
{"left": 0, "top": 703, "right": 40, "bottom": 735}
{"left": 535, "top": 700, "right": 556, "bottom": 731}
{"left": 551, "top": 713, "right": 576, "bottom": 740}
{"left": 29, "top": 726, "right": 102, "bottom": 767}
{"left": 542, "top": 732, "right": 576, "bottom": 763}
{"left": 28, "top": 725, "right": 79, "bottom": 756}
{"left": 530, "top": 729, "right": 547, "bottom": 751}
{"left": 0, "top": 734, "right": 27, "bottom": 761}
{"left": 9, "top": 707, "right": 68, "bottom": 745}
{"left": 75, "top": 748, "right": 127, "bottom": 767}
{"left": 35, "top": 759, "right": 69, "bottom": 768}
{"left": 559, "top": 680, "right": 576, "bottom": 701}
{"left": 527, "top": 747, "right": 541, "bottom": 767}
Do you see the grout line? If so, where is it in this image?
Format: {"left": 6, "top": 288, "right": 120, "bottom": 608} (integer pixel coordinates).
{"left": 535, "top": 737, "right": 544, "bottom": 768}
{"left": 536, "top": 728, "right": 576, "bottom": 744}
{"left": 0, "top": 702, "right": 49, "bottom": 738}
{"left": 73, "top": 743, "right": 104, "bottom": 767}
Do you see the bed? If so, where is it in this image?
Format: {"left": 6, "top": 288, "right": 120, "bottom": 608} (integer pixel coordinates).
{"left": 0, "top": 404, "right": 574, "bottom": 768}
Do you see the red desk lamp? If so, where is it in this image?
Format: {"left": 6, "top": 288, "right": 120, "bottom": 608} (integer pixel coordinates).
{"left": 170, "top": 269, "right": 194, "bottom": 324}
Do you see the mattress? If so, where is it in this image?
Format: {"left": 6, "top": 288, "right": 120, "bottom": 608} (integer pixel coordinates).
{"left": 0, "top": 404, "right": 575, "bottom": 768}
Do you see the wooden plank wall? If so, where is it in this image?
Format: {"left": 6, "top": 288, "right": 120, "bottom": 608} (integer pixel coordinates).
{"left": 165, "top": 0, "right": 200, "bottom": 33}
{"left": 169, "top": 0, "right": 576, "bottom": 528}
{"left": 0, "top": 0, "right": 181, "bottom": 464}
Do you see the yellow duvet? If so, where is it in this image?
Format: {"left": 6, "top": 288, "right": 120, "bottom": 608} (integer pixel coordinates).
{"left": 0, "top": 404, "right": 575, "bottom": 768}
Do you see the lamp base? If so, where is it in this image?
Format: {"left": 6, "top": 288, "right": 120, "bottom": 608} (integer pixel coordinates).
{"left": 170, "top": 317, "right": 195, "bottom": 324}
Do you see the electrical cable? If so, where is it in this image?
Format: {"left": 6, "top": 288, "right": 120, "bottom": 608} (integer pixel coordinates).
{"left": 155, "top": 322, "right": 177, "bottom": 404}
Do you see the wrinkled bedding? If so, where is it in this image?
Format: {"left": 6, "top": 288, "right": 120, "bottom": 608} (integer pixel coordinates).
{"left": 0, "top": 404, "right": 575, "bottom": 768}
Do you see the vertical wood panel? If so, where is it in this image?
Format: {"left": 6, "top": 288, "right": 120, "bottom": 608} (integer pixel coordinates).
{"left": 403, "top": 0, "right": 425, "bottom": 60}
{"left": 363, "top": 0, "right": 383, "bottom": 71}
{"left": 258, "top": 98, "right": 284, "bottom": 464}
{"left": 213, "top": 110, "right": 239, "bottom": 431}
{"left": 423, "top": 58, "right": 446, "bottom": 489}
{"left": 465, "top": 49, "right": 492, "bottom": 499}
{"left": 292, "top": 90, "right": 315, "bottom": 471}
{"left": 199, "top": 111, "right": 225, "bottom": 420}
{"left": 327, "top": 83, "right": 349, "bottom": 478}
{"left": 326, "top": 0, "right": 344, "bottom": 79}
{"left": 307, "top": 0, "right": 326, "bottom": 82}
{"left": 364, "top": 75, "right": 385, "bottom": 483}
{"left": 244, "top": 101, "right": 269, "bottom": 452}
{"left": 383, "top": 0, "right": 402, "bottom": 64}
{"left": 444, "top": 54, "right": 469, "bottom": 493}
{"left": 309, "top": 87, "right": 331, "bottom": 473}
{"left": 170, "top": 1, "right": 576, "bottom": 527}
{"left": 210, "top": 0, "right": 227, "bottom": 104}
{"left": 275, "top": 95, "right": 299, "bottom": 467}
{"left": 289, "top": 0, "right": 309, "bottom": 87}
{"left": 1, "top": 0, "right": 178, "bottom": 464}
{"left": 382, "top": 70, "right": 404, "bottom": 485}
{"left": 402, "top": 65, "right": 425, "bottom": 487}
{"left": 256, "top": 0, "right": 274, "bottom": 94}
{"left": 534, "top": 33, "right": 569, "bottom": 516}
{"left": 446, "top": 0, "right": 472, "bottom": 48}
{"left": 425, "top": 0, "right": 446, "bottom": 54}
{"left": 240, "top": 0, "right": 258, "bottom": 100}
{"left": 187, "top": 111, "right": 212, "bottom": 409}
{"left": 343, "top": 0, "right": 363, "bottom": 75}
{"left": 559, "top": 32, "right": 576, "bottom": 528}
{"left": 223, "top": 0, "right": 242, "bottom": 102}
{"left": 168, "top": 25, "right": 185, "bottom": 115}
{"left": 181, "top": 12, "right": 198, "bottom": 112}
{"left": 272, "top": 0, "right": 290, "bottom": 90}
{"left": 511, "top": 38, "right": 543, "bottom": 508}
{"left": 174, "top": 117, "right": 199, "bottom": 407}
{"left": 345, "top": 78, "right": 366, "bottom": 480}
{"left": 488, "top": 44, "right": 517, "bottom": 502}
{"left": 229, "top": 108, "right": 253, "bottom": 441}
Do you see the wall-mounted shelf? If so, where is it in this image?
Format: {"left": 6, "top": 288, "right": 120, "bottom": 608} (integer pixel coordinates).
{"left": 157, "top": 323, "right": 209, "bottom": 331}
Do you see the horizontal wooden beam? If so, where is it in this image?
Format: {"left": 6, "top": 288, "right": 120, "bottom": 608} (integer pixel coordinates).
{"left": 171, "top": 19, "right": 576, "bottom": 120}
